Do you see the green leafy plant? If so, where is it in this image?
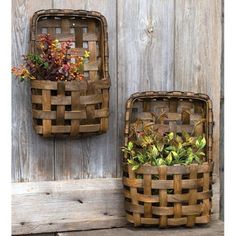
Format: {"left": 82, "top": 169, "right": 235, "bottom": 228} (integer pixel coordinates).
{"left": 122, "top": 121, "right": 206, "bottom": 170}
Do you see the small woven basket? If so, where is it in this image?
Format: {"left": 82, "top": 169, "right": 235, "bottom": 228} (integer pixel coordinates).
{"left": 122, "top": 91, "right": 214, "bottom": 227}
{"left": 30, "top": 9, "right": 110, "bottom": 137}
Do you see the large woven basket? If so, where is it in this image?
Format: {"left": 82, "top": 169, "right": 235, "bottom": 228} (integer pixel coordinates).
{"left": 122, "top": 91, "right": 214, "bottom": 227}
{"left": 30, "top": 9, "right": 110, "bottom": 137}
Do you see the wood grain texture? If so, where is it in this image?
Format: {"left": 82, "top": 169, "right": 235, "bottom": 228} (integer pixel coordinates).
{"left": 12, "top": 0, "right": 55, "bottom": 182}
{"left": 53, "top": 0, "right": 118, "bottom": 179}
{"left": 174, "top": 0, "right": 222, "bottom": 177}
{"left": 57, "top": 220, "right": 224, "bottom": 236}
{"left": 220, "top": 0, "right": 224, "bottom": 221}
{"left": 12, "top": 178, "right": 126, "bottom": 235}
{"left": 117, "top": 0, "right": 175, "bottom": 176}
{"left": 12, "top": 178, "right": 219, "bottom": 235}
{"left": 174, "top": 0, "right": 222, "bottom": 220}
{"left": 12, "top": 0, "right": 223, "bottom": 234}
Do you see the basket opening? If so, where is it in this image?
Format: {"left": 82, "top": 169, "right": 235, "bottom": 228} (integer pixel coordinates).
{"left": 137, "top": 188, "right": 144, "bottom": 194}
{"left": 35, "top": 15, "right": 104, "bottom": 80}
{"left": 197, "top": 186, "right": 204, "bottom": 193}
{"left": 182, "top": 189, "right": 189, "bottom": 194}
{"left": 152, "top": 189, "right": 159, "bottom": 196}
{"left": 197, "top": 173, "right": 204, "bottom": 179}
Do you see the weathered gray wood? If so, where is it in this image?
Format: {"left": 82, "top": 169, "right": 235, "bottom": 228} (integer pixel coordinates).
{"left": 117, "top": 0, "right": 175, "bottom": 176}
{"left": 53, "top": 0, "right": 118, "bottom": 179}
{"left": 12, "top": 178, "right": 220, "bottom": 235}
{"left": 174, "top": 0, "right": 222, "bottom": 176}
{"left": 220, "top": 0, "right": 224, "bottom": 221}
{"left": 22, "top": 234, "right": 55, "bottom": 236}
{"left": 12, "top": 0, "right": 55, "bottom": 182}
{"left": 57, "top": 220, "right": 224, "bottom": 236}
{"left": 174, "top": 0, "right": 222, "bottom": 219}
{"left": 12, "top": 0, "right": 223, "bottom": 234}
{"left": 12, "top": 178, "right": 126, "bottom": 235}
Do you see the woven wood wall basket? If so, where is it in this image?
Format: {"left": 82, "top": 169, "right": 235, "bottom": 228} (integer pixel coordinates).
{"left": 122, "top": 91, "right": 214, "bottom": 228}
{"left": 30, "top": 9, "right": 110, "bottom": 137}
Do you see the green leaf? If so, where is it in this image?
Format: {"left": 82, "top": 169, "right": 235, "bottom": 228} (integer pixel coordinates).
{"left": 132, "top": 165, "right": 140, "bottom": 171}
{"left": 197, "top": 151, "right": 205, "bottom": 156}
{"left": 166, "top": 153, "right": 172, "bottom": 165}
{"left": 171, "top": 151, "right": 178, "bottom": 159}
{"left": 127, "top": 141, "right": 133, "bottom": 151}
{"left": 151, "top": 145, "right": 159, "bottom": 157}
{"left": 165, "top": 146, "right": 175, "bottom": 151}
{"left": 156, "top": 143, "right": 164, "bottom": 152}
{"left": 43, "top": 62, "right": 49, "bottom": 69}
{"left": 200, "top": 137, "right": 206, "bottom": 149}
{"left": 127, "top": 159, "right": 135, "bottom": 165}
{"left": 194, "top": 155, "right": 201, "bottom": 164}
{"left": 186, "top": 154, "right": 193, "bottom": 164}
{"left": 156, "top": 158, "right": 166, "bottom": 166}
{"left": 168, "top": 132, "right": 174, "bottom": 141}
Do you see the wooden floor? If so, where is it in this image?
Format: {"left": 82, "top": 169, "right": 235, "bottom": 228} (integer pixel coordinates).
{"left": 57, "top": 220, "right": 224, "bottom": 236}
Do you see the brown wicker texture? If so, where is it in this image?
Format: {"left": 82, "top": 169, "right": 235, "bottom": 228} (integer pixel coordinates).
{"left": 123, "top": 91, "right": 214, "bottom": 227}
{"left": 30, "top": 9, "right": 110, "bottom": 137}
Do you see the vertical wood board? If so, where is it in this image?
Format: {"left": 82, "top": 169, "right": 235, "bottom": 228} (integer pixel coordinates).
{"left": 117, "top": 0, "right": 175, "bottom": 176}
{"left": 12, "top": 0, "right": 55, "bottom": 182}
{"left": 174, "top": 0, "right": 222, "bottom": 219}
{"left": 53, "top": 0, "right": 118, "bottom": 179}
{"left": 174, "top": 0, "right": 221, "bottom": 177}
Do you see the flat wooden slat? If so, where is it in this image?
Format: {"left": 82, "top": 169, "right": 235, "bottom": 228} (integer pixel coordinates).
{"left": 32, "top": 109, "right": 108, "bottom": 120}
{"left": 173, "top": 174, "right": 182, "bottom": 218}
{"left": 186, "top": 165, "right": 198, "bottom": 226}
{"left": 56, "top": 220, "right": 224, "bottom": 236}
{"left": 53, "top": 0, "right": 118, "bottom": 180}
{"left": 84, "top": 62, "right": 99, "bottom": 71}
{"left": 37, "top": 19, "right": 63, "bottom": 28}
{"left": 143, "top": 174, "right": 152, "bottom": 218}
{"left": 56, "top": 81, "right": 65, "bottom": 125}
{"left": 100, "top": 89, "right": 109, "bottom": 132}
{"left": 128, "top": 166, "right": 141, "bottom": 226}
{"left": 175, "top": 0, "right": 222, "bottom": 220}
{"left": 12, "top": 178, "right": 125, "bottom": 235}
{"left": 36, "top": 32, "right": 98, "bottom": 43}
{"left": 124, "top": 189, "right": 212, "bottom": 203}
{"left": 32, "top": 94, "right": 103, "bottom": 106}
{"left": 35, "top": 124, "right": 101, "bottom": 134}
{"left": 42, "top": 89, "right": 52, "bottom": 137}
{"left": 30, "top": 80, "right": 110, "bottom": 91}
{"left": 12, "top": 0, "right": 54, "bottom": 183}
{"left": 53, "top": 1, "right": 117, "bottom": 182}
{"left": 70, "top": 91, "right": 81, "bottom": 136}
{"left": 133, "top": 162, "right": 213, "bottom": 175}
{"left": 123, "top": 176, "right": 212, "bottom": 189}
{"left": 159, "top": 166, "right": 167, "bottom": 227}
{"left": 117, "top": 0, "right": 175, "bottom": 177}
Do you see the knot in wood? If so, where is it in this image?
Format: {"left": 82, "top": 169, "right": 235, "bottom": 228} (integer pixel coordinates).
{"left": 147, "top": 27, "right": 154, "bottom": 33}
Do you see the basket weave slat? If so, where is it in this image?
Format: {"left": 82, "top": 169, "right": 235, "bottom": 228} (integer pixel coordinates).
{"left": 122, "top": 91, "right": 214, "bottom": 227}
{"left": 30, "top": 9, "right": 110, "bottom": 137}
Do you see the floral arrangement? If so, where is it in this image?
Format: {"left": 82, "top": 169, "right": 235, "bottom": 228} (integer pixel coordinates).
{"left": 12, "top": 34, "right": 90, "bottom": 81}
{"left": 122, "top": 120, "right": 206, "bottom": 170}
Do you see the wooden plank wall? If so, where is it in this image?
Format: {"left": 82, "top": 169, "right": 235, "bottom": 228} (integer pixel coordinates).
{"left": 12, "top": 0, "right": 223, "bottom": 235}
